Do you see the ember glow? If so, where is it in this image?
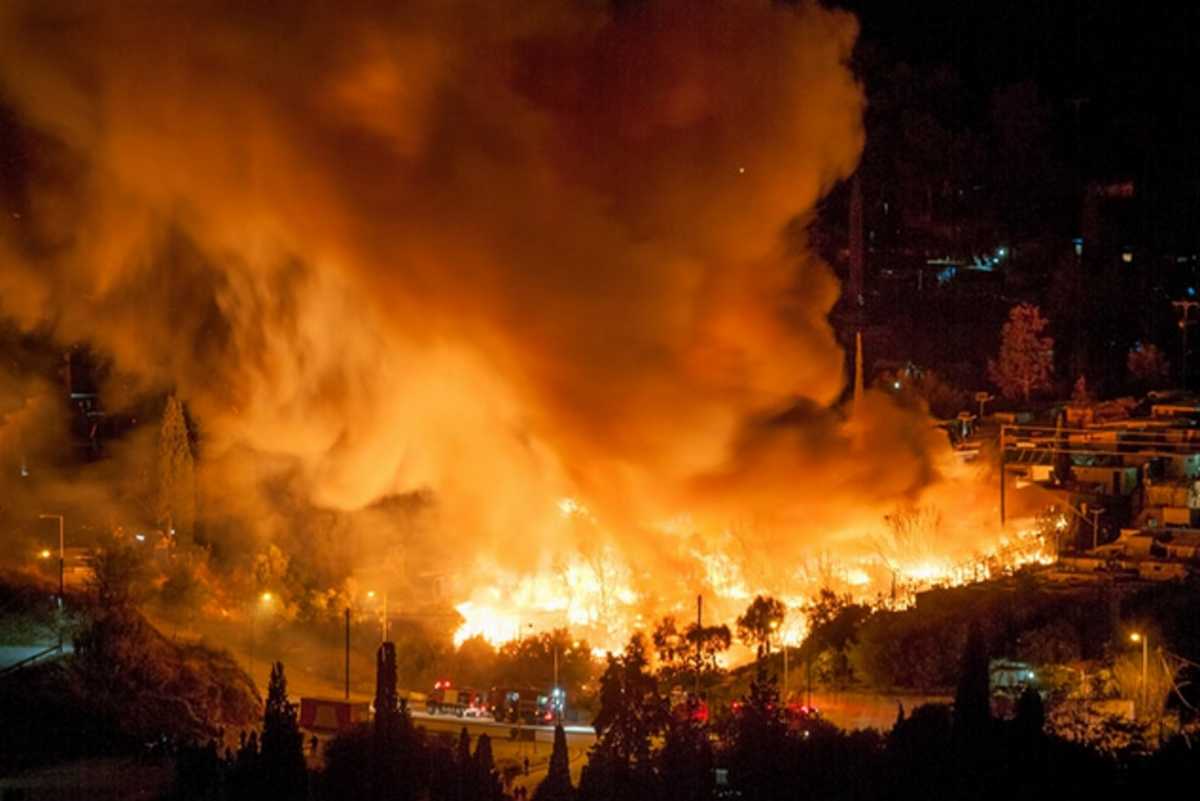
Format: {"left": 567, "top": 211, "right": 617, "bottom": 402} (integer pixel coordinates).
{"left": 0, "top": 0, "right": 1046, "bottom": 658}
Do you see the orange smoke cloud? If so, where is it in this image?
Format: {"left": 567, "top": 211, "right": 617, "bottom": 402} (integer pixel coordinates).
{"left": 0, "top": 1, "right": 976, "bottom": 642}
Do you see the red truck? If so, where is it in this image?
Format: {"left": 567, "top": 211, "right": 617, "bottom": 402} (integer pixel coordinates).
{"left": 426, "top": 680, "right": 485, "bottom": 716}
{"left": 299, "top": 697, "right": 371, "bottom": 733}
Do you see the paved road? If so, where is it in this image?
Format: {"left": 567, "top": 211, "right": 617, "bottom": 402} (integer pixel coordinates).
{"left": 409, "top": 712, "right": 592, "bottom": 796}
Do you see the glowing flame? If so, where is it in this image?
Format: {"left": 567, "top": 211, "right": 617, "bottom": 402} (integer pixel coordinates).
{"left": 453, "top": 600, "right": 521, "bottom": 646}
{"left": 693, "top": 550, "right": 752, "bottom": 601}
{"left": 451, "top": 516, "right": 1055, "bottom": 652}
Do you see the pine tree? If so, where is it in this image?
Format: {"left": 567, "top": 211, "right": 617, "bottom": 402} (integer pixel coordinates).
{"left": 157, "top": 395, "right": 196, "bottom": 544}
{"left": 260, "top": 661, "right": 308, "bottom": 801}
{"left": 534, "top": 724, "right": 574, "bottom": 801}
{"left": 582, "top": 635, "right": 665, "bottom": 801}
{"left": 988, "top": 304, "right": 1054, "bottom": 402}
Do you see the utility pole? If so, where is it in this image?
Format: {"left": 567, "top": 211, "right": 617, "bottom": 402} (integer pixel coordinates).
{"left": 1142, "top": 635, "right": 1149, "bottom": 714}
{"left": 344, "top": 607, "right": 351, "bottom": 701}
{"left": 694, "top": 594, "right": 702, "bottom": 697}
{"left": 39, "top": 514, "right": 64, "bottom": 603}
{"left": 1131, "top": 632, "right": 1149, "bottom": 716}
{"left": 1090, "top": 507, "right": 1104, "bottom": 549}
{"left": 975, "top": 392, "right": 994, "bottom": 420}
{"left": 1172, "top": 300, "right": 1200, "bottom": 387}
{"left": 783, "top": 639, "right": 789, "bottom": 702}
{"left": 553, "top": 643, "right": 560, "bottom": 722}
{"left": 381, "top": 591, "right": 389, "bottom": 643}
{"left": 999, "top": 427, "right": 1007, "bottom": 526}
{"left": 806, "top": 652, "right": 813, "bottom": 708}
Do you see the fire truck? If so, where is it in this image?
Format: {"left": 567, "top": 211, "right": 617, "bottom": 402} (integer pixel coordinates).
{"left": 489, "top": 686, "right": 548, "bottom": 724}
{"left": 426, "top": 680, "right": 485, "bottom": 716}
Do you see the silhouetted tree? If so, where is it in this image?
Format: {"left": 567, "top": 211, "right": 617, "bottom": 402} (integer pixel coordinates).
{"left": 495, "top": 629, "right": 592, "bottom": 693}
{"left": 534, "top": 724, "right": 574, "bottom": 801}
{"left": 1013, "top": 687, "right": 1045, "bottom": 741}
{"left": 259, "top": 662, "right": 308, "bottom": 801}
{"left": 736, "top": 596, "right": 785, "bottom": 659}
{"left": 654, "top": 617, "right": 731, "bottom": 690}
{"left": 228, "top": 730, "right": 260, "bottom": 801}
{"left": 888, "top": 703, "right": 955, "bottom": 800}
{"left": 581, "top": 635, "right": 665, "bottom": 801}
{"left": 175, "top": 739, "right": 222, "bottom": 800}
{"left": 726, "top": 661, "right": 787, "bottom": 801}
{"left": 684, "top": 623, "right": 732, "bottom": 673}
{"left": 472, "top": 733, "right": 504, "bottom": 801}
{"left": 372, "top": 641, "right": 406, "bottom": 801}
{"left": 659, "top": 705, "right": 713, "bottom": 801}
{"left": 453, "top": 727, "right": 473, "bottom": 801}
{"left": 320, "top": 724, "right": 372, "bottom": 801}
{"left": 157, "top": 395, "right": 195, "bottom": 543}
{"left": 801, "top": 588, "right": 870, "bottom": 687}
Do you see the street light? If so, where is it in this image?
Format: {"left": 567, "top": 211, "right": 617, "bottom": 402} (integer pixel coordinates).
{"left": 39, "top": 514, "right": 64, "bottom": 603}
{"left": 251, "top": 591, "right": 274, "bottom": 674}
{"left": 367, "top": 590, "right": 388, "bottom": 643}
{"left": 1130, "top": 632, "right": 1149, "bottom": 715}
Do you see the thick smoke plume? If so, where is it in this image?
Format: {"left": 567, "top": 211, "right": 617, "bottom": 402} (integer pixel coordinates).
{"left": 0, "top": 1, "right": 969, "bottom": 641}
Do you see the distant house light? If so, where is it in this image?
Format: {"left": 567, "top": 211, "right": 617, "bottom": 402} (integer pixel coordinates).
{"left": 1122, "top": 249, "right": 1134, "bottom": 264}
{"left": 1188, "top": 287, "right": 1197, "bottom": 298}
{"left": 1073, "top": 237, "right": 1083, "bottom": 256}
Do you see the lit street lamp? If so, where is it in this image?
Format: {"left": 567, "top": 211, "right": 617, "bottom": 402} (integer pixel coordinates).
{"left": 367, "top": 590, "right": 389, "bottom": 642}
{"left": 250, "top": 591, "right": 273, "bottom": 674}
{"left": 38, "top": 514, "right": 64, "bottom": 603}
{"left": 1130, "top": 632, "right": 1149, "bottom": 715}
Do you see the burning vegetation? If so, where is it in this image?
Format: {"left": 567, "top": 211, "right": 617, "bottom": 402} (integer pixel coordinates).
{"left": 0, "top": 0, "right": 1059, "bottom": 671}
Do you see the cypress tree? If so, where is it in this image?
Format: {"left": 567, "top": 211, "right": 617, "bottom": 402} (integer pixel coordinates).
{"left": 373, "top": 642, "right": 403, "bottom": 801}
{"left": 474, "top": 733, "right": 503, "bottom": 801}
{"left": 533, "top": 724, "right": 574, "bottom": 801}
{"left": 157, "top": 395, "right": 195, "bottom": 544}
{"left": 953, "top": 623, "right": 991, "bottom": 743}
{"left": 260, "top": 661, "right": 308, "bottom": 801}
{"left": 1013, "top": 686, "right": 1045, "bottom": 741}
{"left": 455, "top": 727, "right": 474, "bottom": 801}
{"left": 456, "top": 726, "right": 472, "bottom": 767}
